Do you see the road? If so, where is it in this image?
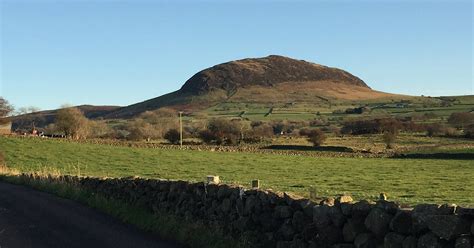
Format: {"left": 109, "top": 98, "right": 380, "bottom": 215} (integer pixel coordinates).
{"left": 0, "top": 181, "right": 180, "bottom": 248}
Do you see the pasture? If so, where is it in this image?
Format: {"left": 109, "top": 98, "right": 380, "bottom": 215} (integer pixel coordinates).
{"left": 1, "top": 136, "right": 473, "bottom": 206}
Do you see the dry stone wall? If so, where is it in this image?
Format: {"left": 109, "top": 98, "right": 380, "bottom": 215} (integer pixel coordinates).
{"left": 23, "top": 174, "right": 474, "bottom": 248}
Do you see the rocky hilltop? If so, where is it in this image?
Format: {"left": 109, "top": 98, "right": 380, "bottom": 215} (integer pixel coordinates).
{"left": 180, "top": 55, "right": 369, "bottom": 95}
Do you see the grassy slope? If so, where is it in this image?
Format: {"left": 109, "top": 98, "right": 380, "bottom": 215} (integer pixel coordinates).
{"left": 1, "top": 137, "right": 473, "bottom": 206}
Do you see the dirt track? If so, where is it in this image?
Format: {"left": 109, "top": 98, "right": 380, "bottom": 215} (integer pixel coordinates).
{"left": 0, "top": 181, "right": 180, "bottom": 248}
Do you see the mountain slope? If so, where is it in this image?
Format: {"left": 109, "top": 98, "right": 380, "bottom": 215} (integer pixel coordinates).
{"left": 11, "top": 105, "right": 120, "bottom": 131}
{"left": 108, "top": 55, "right": 399, "bottom": 118}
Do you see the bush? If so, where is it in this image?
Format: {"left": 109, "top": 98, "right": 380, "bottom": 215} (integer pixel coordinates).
{"left": 199, "top": 119, "right": 241, "bottom": 145}
{"left": 464, "top": 124, "right": 474, "bottom": 139}
{"left": 302, "top": 129, "right": 326, "bottom": 147}
{"left": 448, "top": 112, "right": 474, "bottom": 129}
{"left": 164, "top": 129, "right": 180, "bottom": 144}
{"left": 126, "top": 119, "right": 158, "bottom": 141}
{"left": 55, "top": 107, "right": 90, "bottom": 139}
{"left": 426, "top": 123, "right": 444, "bottom": 137}
{"left": 244, "top": 123, "right": 274, "bottom": 143}
{"left": 341, "top": 118, "right": 401, "bottom": 135}
{"left": 382, "top": 131, "right": 397, "bottom": 149}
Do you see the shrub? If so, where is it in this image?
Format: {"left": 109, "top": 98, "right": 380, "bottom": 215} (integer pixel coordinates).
{"left": 382, "top": 131, "right": 397, "bottom": 149}
{"left": 244, "top": 123, "right": 274, "bottom": 143}
{"left": 126, "top": 119, "right": 158, "bottom": 141}
{"left": 88, "top": 121, "right": 113, "bottom": 138}
{"left": 198, "top": 130, "right": 220, "bottom": 144}
{"left": 426, "top": 123, "right": 445, "bottom": 137}
{"left": 464, "top": 124, "right": 474, "bottom": 139}
{"left": 164, "top": 129, "right": 181, "bottom": 145}
{"left": 448, "top": 112, "right": 474, "bottom": 129}
{"left": 199, "top": 118, "right": 241, "bottom": 145}
{"left": 55, "top": 107, "right": 90, "bottom": 139}
{"left": 302, "top": 129, "right": 326, "bottom": 147}
{"left": 341, "top": 118, "right": 401, "bottom": 135}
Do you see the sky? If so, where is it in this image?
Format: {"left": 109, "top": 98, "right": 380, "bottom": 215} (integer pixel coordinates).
{"left": 0, "top": 0, "right": 472, "bottom": 111}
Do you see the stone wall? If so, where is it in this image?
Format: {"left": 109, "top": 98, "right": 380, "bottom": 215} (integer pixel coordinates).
{"left": 23, "top": 174, "right": 474, "bottom": 247}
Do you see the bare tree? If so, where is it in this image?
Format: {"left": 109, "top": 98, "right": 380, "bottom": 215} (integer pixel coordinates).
{"left": 0, "top": 97, "right": 14, "bottom": 118}
{"left": 15, "top": 106, "right": 41, "bottom": 116}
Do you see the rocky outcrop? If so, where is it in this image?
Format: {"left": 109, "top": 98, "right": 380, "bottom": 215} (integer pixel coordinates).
{"left": 17, "top": 174, "right": 474, "bottom": 247}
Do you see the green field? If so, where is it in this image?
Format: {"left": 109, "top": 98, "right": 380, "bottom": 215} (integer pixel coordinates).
{"left": 1, "top": 136, "right": 473, "bottom": 206}
{"left": 202, "top": 95, "right": 474, "bottom": 121}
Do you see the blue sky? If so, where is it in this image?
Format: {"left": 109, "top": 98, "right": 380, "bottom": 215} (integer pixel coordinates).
{"left": 0, "top": 0, "right": 472, "bottom": 110}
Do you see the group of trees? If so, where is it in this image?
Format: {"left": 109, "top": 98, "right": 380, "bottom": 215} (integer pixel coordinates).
{"left": 126, "top": 108, "right": 178, "bottom": 141}
{"left": 3, "top": 95, "right": 473, "bottom": 147}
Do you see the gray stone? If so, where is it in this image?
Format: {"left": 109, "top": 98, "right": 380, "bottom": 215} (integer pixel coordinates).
{"left": 425, "top": 214, "right": 471, "bottom": 240}
{"left": 341, "top": 202, "right": 353, "bottom": 216}
{"left": 320, "top": 197, "right": 335, "bottom": 206}
{"left": 302, "top": 223, "right": 318, "bottom": 241}
{"left": 472, "top": 221, "right": 474, "bottom": 235}
{"left": 354, "top": 233, "right": 377, "bottom": 248}
{"left": 314, "top": 224, "right": 343, "bottom": 246}
{"left": 217, "top": 185, "right": 232, "bottom": 200}
{"left": 292, "top": 210, "right": 309, "bottom": 232}
{"left": 389, "top": 210, "right": 412, "bottom": 234}
{"left": 302, "top": 201, "right": 316, "bottom": 219}
{"left": 284, "top": 192, "right": 304, "bottom": 207}
{"left": 221, "top": 198, "right": 231, "bottom": 213}
{"left": 333, "top": 244, "right": 355, "bottom": 248}
{"left": 375, "top": 200, "right": 400, "bottom": 215}
{"left": 414, "top": 203, "right": 455, "bottom": 216}
{"left": 353, "top": 200, "right": 373, "bottom": 217}
{"left": 343, "top": 218, "right": 367, "bottom": 242}
{"left": 276, "top": 241, "right": 292, "bottom": 248}
{"left": 365, "top": 208, "right": 393, "bottom": 239}
{"left": 244, "top": 195, "right": 258, "bottom": 215}
{"left": 277, "top": 223, "right": 295, "bottom": 241}
{"left": 256, "top": 212, "right": 279, "bottom": 231}
{"left": 329, "top": 205, "right": 346, "bottom": 227}
{"left": 417, "top": 232, "right": 443, "bottom": 248}
{"left": 402, "top": 236, "right": 417, "bottom": 248}
{"left": 455, "top": 236, "right": 472, "bottom": 248}
{"left": 313, "top": 204, "right": 331, "bottom": 228}
{"left": 336, "top": 195, "right": 354, "bottom": 204}
{"left": 274, "top": 205, "right": 293, "bottom": 219}
{"left": 384, "top": 232, "right": 405, "bottom": 248}
{"left": 413, "top": 204, "right": 441, "bottom": 214}
{"left": 290, "top": 238, "right": 308, "bottom": 248}
{"left": 456, "top": 207, "right": 474, "bottom": 216}
{"left": 233, "top": 217, "right": 253, "bottom": 232}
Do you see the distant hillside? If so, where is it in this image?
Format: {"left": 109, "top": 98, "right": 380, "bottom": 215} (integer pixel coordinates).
{"left": 107, "top": 55, "right": 400, "bottom": 118}
{"left": 11, "top": 105, "right": 120, "bottom": 131}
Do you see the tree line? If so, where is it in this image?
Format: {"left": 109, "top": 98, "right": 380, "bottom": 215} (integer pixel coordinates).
{"left": 2, "top": 97, "right": 473, "bottom": 149}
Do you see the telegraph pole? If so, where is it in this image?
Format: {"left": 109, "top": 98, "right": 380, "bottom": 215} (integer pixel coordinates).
{"left": 179, "top": 111, "right": 183, "bottom": 148}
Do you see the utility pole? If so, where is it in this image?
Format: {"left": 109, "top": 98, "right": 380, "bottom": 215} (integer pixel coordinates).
{"left": 179, "top": 111, "right": 183, "bottom": 148}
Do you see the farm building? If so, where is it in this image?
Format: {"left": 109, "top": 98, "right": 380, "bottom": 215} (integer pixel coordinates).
{"left": 0, "top": 121, "right": 12, "bottom": 135}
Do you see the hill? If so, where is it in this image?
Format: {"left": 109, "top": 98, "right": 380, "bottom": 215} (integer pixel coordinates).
{"left": 10, "top": 105, "right": 120, "bottom": 131}
{"left": 106, "top": 55, "right": 405, "bottom": 118}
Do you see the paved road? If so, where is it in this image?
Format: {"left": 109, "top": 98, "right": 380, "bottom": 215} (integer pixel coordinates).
{"left": 0, "top": 181, "right": 180, "bottom": 248}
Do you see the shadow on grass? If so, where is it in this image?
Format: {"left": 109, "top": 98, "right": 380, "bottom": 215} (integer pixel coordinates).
{"left": 262, "top": 145, "right": 354, "bottom": 153}
{"left": 393, "top": 153, "right": 474, "bottom": 160}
